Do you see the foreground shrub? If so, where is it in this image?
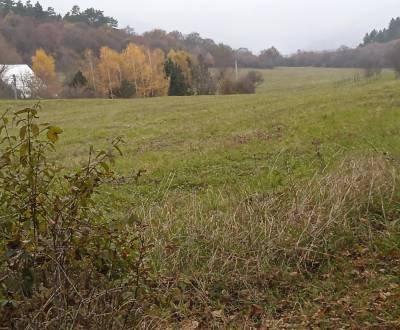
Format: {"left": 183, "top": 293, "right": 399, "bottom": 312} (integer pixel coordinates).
{"left": 0, "top": 105, "right": 151, "bottom": 329}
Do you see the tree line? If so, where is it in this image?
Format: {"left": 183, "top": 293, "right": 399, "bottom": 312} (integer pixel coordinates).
{"left": 3, "top": 45, "right": 263, "bottom": 99}
{"left": 362, "top": 17, "right": 400, "bottom": 45}
{"left": 1, "top": 1, "right": 400, "bottom": 99}
{"left": 2, "top": 1, "right": 400, "bottom": 73}
{"left": 0, "top": 1, "right": 117, "bottom": 26}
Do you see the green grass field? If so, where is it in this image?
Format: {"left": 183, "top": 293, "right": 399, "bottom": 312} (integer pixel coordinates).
{"left": 2, "top": 67, "right": 400, "bottom": 327}
{"left": 2, "top": 68, "right": 399, "bottom": 202}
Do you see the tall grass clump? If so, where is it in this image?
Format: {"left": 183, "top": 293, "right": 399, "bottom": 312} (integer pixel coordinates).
{"left": 139, "top": 155, "right": 400, "bottom": 326}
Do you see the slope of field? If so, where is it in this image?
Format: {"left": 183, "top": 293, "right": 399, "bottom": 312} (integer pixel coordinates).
{"left": 2, "top": 68, "right": 398, "bottom": 197}
{"left": 250, "top": 66, "right": 367, "bottom": 93}
{"left": 1, "top": 67, "right": 400, "bottom": 327}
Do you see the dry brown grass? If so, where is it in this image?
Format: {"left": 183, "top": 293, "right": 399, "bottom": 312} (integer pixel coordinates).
{"left": 134, "top": 155, "right": 400, "bottom": 328}
{"left": 148, "top": 155, "right": 396, "bottom": 269}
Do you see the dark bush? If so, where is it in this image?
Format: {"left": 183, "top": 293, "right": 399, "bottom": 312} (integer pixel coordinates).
{"left": 60, "top": 85, "right": 97, "bottom": 98}
{"left": 113, "top": 79, "right": 136, "bottom": 98}
{"left": 0, "top": 79, "right": 15, "bottom": 99}
{"left": 218, "top": 70, "right": 264, "bottom": 95}
{"left": 69, "top": 70, "right": 88, "bottom": 88}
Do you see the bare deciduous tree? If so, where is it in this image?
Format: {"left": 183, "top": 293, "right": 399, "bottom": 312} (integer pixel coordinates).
{"left": 386, "top": 41, "right": 400, "bottom": 77}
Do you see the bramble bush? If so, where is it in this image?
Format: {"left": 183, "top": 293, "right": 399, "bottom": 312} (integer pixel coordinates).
{"left": 0, "top": 104, "right": 151, "bottom": 329}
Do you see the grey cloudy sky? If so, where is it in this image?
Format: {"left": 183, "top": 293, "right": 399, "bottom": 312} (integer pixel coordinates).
{"left": 39, "top": 0, "right": 399, "bottom": 54}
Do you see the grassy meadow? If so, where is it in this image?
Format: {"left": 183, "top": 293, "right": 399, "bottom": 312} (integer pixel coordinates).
{"left": 2, "top": 67, "right": 400, "bottom": 328}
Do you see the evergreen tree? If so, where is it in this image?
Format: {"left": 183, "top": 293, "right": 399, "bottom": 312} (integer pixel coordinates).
{"left": 0, "top": 1, "right": 116, "bottom": 25}
{"left": 164, "top": 58, "right": 188, "bottom": 96}
{"left": 69, "top": 71, "right": 88, "bottom": 88}
{"left": 71, "top": 5, "right": 80, "bottom": 16}
{"left": 64, "top": 5, "right": 118, "bottom": 28}
{"left": 0, "top": 0, "right": 15, "bottom": 15}
{"left": 47, "top": 6, "right": 56, "bottom": 18}
{"left": 15, "top": 0, "right": 23, "bottom": 14}
{"left": 113, "top": 79, "right": 136, "bottom": 98}
{"left": 33, "top": 1, "right": 43, "bottom": 19}
{"left": 363, "top": 17, "right": 400, "bottom": 45}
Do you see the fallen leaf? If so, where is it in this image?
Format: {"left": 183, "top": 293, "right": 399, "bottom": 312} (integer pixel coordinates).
{"left": 181, "top": 320, "right": 199, "bottom": 330}
{"left": 250, "top": 304, "right": 264, "bottom": 317}
{"left": 212, "top": 310, "right": 223, "bottom": 318}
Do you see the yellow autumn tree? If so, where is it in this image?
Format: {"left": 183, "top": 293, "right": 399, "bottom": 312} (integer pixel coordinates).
{"left": 121, "top": 43, "right": 168, "bottom": 97}
{"left": 80, "top": 44, "right": 168, "bottom": 99}
{"left": 97, "top": 47, "right": 123, "bottom": 98}
{"left": 32, "top": 49, "right": 56, "bottom": 82}
{"left": 82, "top": 49, "right": 99, "bottom": 94}
{"left": 146, "top": 48, "right": 169, "bottom": 97}
{"left": 31, "top": 49, "right": 59, "bottom": 97}
{"left": 122, "top": 44, "right": 148, "bottom": 97}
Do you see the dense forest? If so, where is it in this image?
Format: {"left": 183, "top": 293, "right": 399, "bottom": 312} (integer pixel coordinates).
{"left": 0, "top": 1, "right": 273, "bottom": 71}
{"left": 0, "top": 1, "right": 400, "bottom": 99}
{"left": 0, "top": 1, "right": 272, "bottom": 97}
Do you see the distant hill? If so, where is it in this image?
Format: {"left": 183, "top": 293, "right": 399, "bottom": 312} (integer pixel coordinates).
{"left": 0, "top": 1, "right": 271, "bottom": 73}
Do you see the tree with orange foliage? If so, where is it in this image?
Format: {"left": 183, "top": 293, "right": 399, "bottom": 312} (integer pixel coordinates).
{"left": 97, "top": 47, "right": 123, "bottom": 98}
{"left": 79, "top": 43, "right": 169, "bottom": 98}
{"left": 146, "top": 48, "right": 169, "bottom": 97}
{"left": 121, "top": 43, "right": 168, "bottom": 97}
{"left": 122, "top": 44, "right": 148, "bottom": 97}
{"left": 82, "top": 49, "right": 98, "bottom": 94}
{"left": 31, "top": 49, "right": 59, "bottom": 97}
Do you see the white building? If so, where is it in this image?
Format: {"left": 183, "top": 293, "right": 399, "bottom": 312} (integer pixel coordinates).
{"left": 0, "top": 64, "right": 36, "bottom": 98}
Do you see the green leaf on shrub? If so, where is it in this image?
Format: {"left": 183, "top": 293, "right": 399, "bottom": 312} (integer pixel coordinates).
{"left": 0, "top": 299, "right": 18, "bottom": 308}
{"left": 22, "top": 268, "right": 34, "bottom": 298}
{"left": 14, "top": 108, "right": 31, "bottom": 115}
{"left": 100, "top": 162, "right": 110, "bottom": 172}
{"left": 19, "top": 126, "right": 27, "bottom": 140}
{"left": 20, "top": 143, "right": 28, "bottom": 157}
{"left": 31, "top": 124, "right": 40, "bottom": 137}
{"left": 114, "top": 144, "right": 123, "bottom": 156}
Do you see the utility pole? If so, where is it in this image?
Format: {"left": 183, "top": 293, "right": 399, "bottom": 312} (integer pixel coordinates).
{"left": 235, "top": 58, "right": 238, "bottom": 81}
{"left": 12, "top": 74, "right": 18, "bottom": 100}
{"left": 235, "top": 47, "right": 246, "bottom": 81}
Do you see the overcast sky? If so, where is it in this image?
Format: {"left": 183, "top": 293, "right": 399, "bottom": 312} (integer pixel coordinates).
{"left": 39, "top": 0, "right": 399, "bottom": 54}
